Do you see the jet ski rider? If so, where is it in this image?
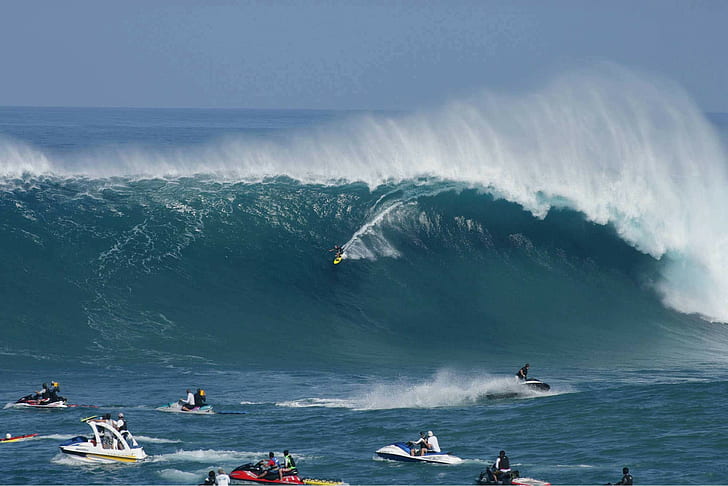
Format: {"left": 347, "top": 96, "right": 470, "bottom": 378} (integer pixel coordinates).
{"left": 48, "top": 381, "right": 63, "bottom": 402}
{"left": 279, "top": 450, "right": 298, "bottom": 480}
{"left": 194, "top": 389, "right": 206, "bottom": 407}
{"left": 516, "top": 363, "right": 530, "bottom": 381}
{"left": 409, "top": 431, "right": 428, "bottom": 456}
{"left": 256, "top": 452, "right": 280, "bottom": 479}
{"left": 613, "top": 467, "right": 634, "bottom": 485}
{"left": 181, "top": 389, "right": 196, "bottom": 410}
{"left": 425, "top": 431, "right": 440, "bottom": 453}
{"left": 33, "top": 383, "right": 50, "bottom": 401}
{"left": 494, "top": 450, "right": 511, "bottom": 482}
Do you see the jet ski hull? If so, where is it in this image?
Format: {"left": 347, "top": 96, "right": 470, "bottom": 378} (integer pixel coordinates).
{"left": 231, "top": 464, "right": 304, "bottom": 484}
{"left": 477, "top": 468, "right": 550, "bottom": 485}
{"left": 523, "top": 379, "right": 550, "bottom": 391}
{"left": 477, "top": 477, "right": 550, "bottom": 486}
{"left": 156, "top": 401, "right": 214, "bottom": 414}
{"left": 230, "top": 463, "right": 343, "bottom": 485}
{"left": 230, "top": 470, "right": 303, "bottom": 484}
{"left": 11, "top": 399, "right": 68, "bottom": 409}
{"left": 483, "top": 379, "right": 551, "bottom": 400}
{"left": 375, "top": 442, "right": 463, "bottom": 464}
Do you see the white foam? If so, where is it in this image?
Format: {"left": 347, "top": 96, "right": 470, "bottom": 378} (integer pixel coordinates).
{"left": 134, "top": 435, "right": 182, "bottom": 444}
{"left": 157, "top": 468, "right": 202, "bottom": 482}
{"left": 275, "top": 398, "right": 355, "bottom": 409}
{"left": 150, "top": 449, "right": 257, "bottom": 464}
{"left": 354, "top": 370, "right": 542, "bottom": 410}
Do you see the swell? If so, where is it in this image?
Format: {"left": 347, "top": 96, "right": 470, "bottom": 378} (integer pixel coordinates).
{"left": 2, "top": 177, "right": 727, "bottom": 368}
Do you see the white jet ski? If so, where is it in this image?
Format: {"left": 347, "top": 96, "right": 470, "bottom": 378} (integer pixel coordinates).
{"left": 59, "top": 418, "right": 146, "bottom": 463}
{"left": 156, "top": 400, "right": 214, "bottom": 414}
{"left": 10, "top": 399, "right": 68, "bottom": 409}
{"left": 375, "top": 442, "right": 463, "bottom": 464}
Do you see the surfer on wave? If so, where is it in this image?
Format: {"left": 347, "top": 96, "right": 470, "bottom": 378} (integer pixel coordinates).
{"left": 329, "top": 244, "right": 344, "bottom": 259}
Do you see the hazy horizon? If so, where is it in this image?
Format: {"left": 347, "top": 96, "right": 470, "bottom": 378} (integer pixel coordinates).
{"left": 1, "top": 1, "right": 728, "bottom": 112}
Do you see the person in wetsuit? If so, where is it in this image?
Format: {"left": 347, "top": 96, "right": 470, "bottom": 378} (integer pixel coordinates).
{"left": 329, "top": 245, "right": 344, "bottom": 258}
{"left": 194, "top": 389, "right": 206, "bottom": 407}
{"left": 615, "top": 467, "right": 633, "bottom": 485}
{"left": 516, "top": 364, "right": 530, "bottom": 381}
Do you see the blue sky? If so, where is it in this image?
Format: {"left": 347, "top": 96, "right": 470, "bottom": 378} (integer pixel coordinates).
{"left": 1, "top": 0, "right": 727, "bottom": 111}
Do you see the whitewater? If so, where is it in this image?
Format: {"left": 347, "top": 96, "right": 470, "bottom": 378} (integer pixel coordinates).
{"left": 2, "top": 66, "right": 728, "bottom": 485}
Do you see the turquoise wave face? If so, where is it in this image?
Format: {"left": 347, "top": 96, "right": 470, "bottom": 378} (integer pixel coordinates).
{"left": 2, "top": 176, "right": 726, "bottom": 369}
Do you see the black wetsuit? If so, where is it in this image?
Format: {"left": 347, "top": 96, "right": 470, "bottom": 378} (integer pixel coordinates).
{"left": 516, "top": 366, "right": 528, "bottom": 380}
{"left": 616, "top": 473, "right": 633, "bottom": 485}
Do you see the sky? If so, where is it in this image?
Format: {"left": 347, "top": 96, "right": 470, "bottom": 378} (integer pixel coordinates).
{"left": 1, "top": 0, "right": 727, "bottom": 111}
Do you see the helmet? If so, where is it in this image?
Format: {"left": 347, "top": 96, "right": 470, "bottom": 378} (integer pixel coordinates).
{"left": 5, "top": 433, "right": 10, "bottom": 439}
{"left": 199, "top": 389, "right": 206, "bottom": 396}
{"left": 118, "top": 412, "right": 124, "bottom": 418}
{"left": 427, "top": 431, "right": 433, "bottom": 437}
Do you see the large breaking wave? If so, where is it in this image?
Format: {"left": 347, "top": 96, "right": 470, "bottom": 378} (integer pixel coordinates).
{"left": 2, "top": 65, "right": 728, "bottom": 367}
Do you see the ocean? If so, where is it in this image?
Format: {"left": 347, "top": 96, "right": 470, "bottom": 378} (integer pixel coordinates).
{"left": 2, "top": 67, "right": 728, "bottom": 485}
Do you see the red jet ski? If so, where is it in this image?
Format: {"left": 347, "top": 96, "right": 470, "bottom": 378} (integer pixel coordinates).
{"left": 231, "top": 463, "right": 304, "bottom": 484}
{"left": 230, "top": 463, "right": 342, "bottom": 485}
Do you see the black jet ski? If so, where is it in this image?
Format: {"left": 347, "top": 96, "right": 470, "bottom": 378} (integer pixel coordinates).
{"left": 481, "top": 378, "right": 550, "bottom": 400}
{"left": 477, "top": 466, "right": 550, "bottom": 485}
{"left": 522, "top": 378, "right": 550, "bottom": 391}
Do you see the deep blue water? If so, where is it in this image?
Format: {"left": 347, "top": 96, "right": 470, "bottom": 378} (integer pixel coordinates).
{"left": 2, "top": 71, "right": 728, "bottom": 485}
